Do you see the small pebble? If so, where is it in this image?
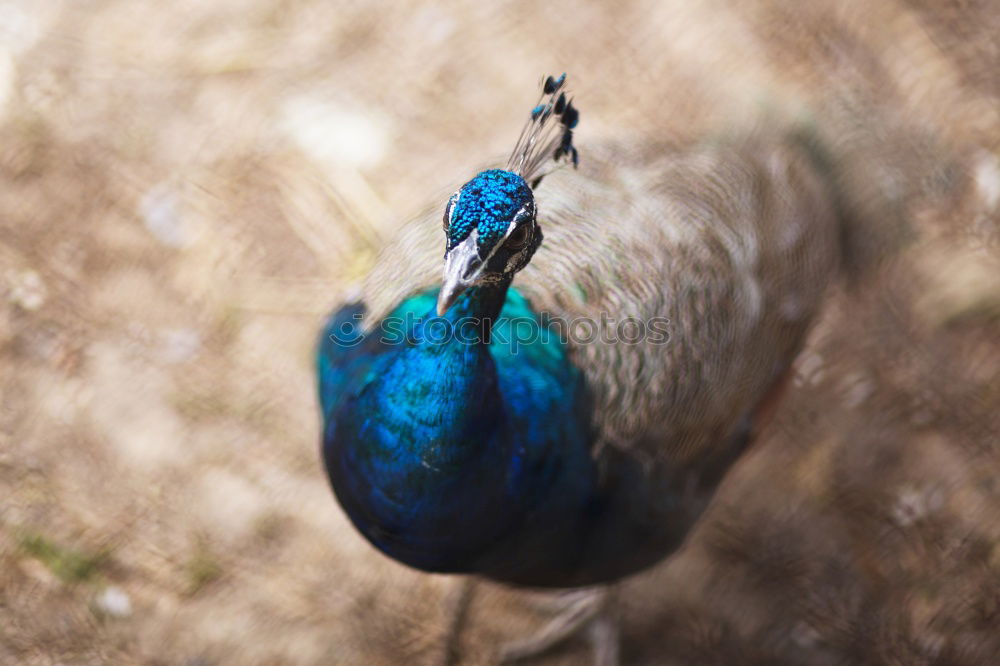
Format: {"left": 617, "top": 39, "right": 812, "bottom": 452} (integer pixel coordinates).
{"left": 6, "top": 269, "right": 46, "bottom": 310}
{"left": 159, "top": 327, "right": 202, "bottom": 364}
{"left": 891, "top": 484, "right": 944, "bottom": 527}
{"left": 973, "top": 150, "right": 1000, "bottom": 212}
{"left": 141, "top": 184, "right": 192, "bottom": 248}
{"left": 96, "top": 585, "right": 133, "bottom": 618}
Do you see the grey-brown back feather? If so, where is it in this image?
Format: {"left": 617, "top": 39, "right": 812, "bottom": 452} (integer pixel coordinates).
{"left": 361, "top": 132, "right": 841, "bottom": 464}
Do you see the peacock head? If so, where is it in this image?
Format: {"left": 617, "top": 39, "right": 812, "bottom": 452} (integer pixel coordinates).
{"left": 437, "top": 169, "right": 540, "bottom": 314}
{"left": 437, "top": 73, "right": 579, "bottom": 316}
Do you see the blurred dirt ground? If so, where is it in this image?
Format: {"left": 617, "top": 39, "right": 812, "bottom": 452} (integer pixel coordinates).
{"left": 1, "top": 1, "right": 999, "bottom": 665}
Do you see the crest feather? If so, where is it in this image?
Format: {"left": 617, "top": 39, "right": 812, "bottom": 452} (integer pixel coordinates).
{"left": 507, "top": 73, "right": 580, "bottom": 184}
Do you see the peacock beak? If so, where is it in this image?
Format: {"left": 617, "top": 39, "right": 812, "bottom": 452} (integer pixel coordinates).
{"left": 437, "top": 235, "right": 483, "bottom": 315}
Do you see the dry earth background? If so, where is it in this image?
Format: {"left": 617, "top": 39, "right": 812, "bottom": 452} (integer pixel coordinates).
{"left": 1, "top": 1, "right": 999, "bottom": 664}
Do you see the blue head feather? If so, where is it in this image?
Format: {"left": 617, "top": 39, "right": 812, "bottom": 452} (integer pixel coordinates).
{"left": 446, "top": 169, "right": 533, "bottom": 252}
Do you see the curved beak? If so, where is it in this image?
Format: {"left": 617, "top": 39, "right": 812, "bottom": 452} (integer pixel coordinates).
{"left": 437, "top": 235, "right": 483, "bottom": 315}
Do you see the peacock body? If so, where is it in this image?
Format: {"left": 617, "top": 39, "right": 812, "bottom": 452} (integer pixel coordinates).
{"left": 317, "top": 75, "right": 840, "bottom": 601}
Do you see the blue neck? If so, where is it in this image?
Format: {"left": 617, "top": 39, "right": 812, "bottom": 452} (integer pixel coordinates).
{"left": 321, "top": 283, "right": 696, "bottom": 585}
{"left": 327, "top": 279, "right": 537, "bottom": 570}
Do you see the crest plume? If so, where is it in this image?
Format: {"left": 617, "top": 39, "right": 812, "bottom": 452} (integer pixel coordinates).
{"left": 506, "top": 73, "right": 580, "bottom": 186}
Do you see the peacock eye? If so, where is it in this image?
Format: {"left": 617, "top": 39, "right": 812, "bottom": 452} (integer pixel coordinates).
{"left": 506, "top": 223, "right": 531, "bottom": 250}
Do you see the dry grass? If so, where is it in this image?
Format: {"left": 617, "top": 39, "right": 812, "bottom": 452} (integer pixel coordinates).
{"left": 1, "top": 1, "right": 998, "bottom": 664}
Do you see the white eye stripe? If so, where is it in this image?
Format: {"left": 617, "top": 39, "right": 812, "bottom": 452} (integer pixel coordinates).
{"left": 443, "top": 191, "right": 459, "bottom": 229}
{"left": 491, "top": 213, "right": 533, "bottom": 259}
{"left": 503, "top": 203, "right": 534, "bottom": 235}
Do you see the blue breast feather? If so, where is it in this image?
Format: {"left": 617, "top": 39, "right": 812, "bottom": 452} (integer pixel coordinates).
{"left": 317, "top": 288, "right": 685, "bottom": 586}
{"left": 317, "top": 288, "right": 597, "bottom": 578}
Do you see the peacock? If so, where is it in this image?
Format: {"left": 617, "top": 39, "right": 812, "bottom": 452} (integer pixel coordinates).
{"left": 317, "top": 74, "right": 841, "bottom": 664}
